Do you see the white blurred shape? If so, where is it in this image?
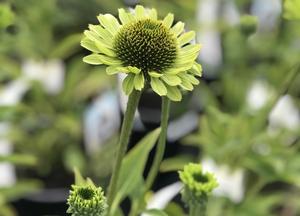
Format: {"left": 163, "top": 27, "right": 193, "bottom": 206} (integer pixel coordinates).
{"left": 197, "top": 0, "right": 222, "bottom": 73}
{"left": 269, "top": 95, "right": 300, "bottom": 130}
{"left": 0, "top": 78, "right": 28, "bottom": 106}
{"left": 84, "top": 92, "right": 120, "bottom": 154}
{"left": 142, "top": 182, "right": 182, "bottom": 215}
{"left": 247, "top": 80, "right": 271, "bottom": 110}
{"left": 222, "top": 0, "right": 240, "bottom": 25}
{"left": 251, "top": 0, "right": 281, "bottom": 31}
{"left": 22, "top": 59, "right": 65, "bottom": 94}
{"left": 0, "top": 123, "right": 16, "bottom": 187}
{"left": 202, "top": 158, "right": 244, "bottom": 203}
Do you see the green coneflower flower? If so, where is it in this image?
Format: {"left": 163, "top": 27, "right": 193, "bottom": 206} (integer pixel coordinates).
{"left": 67, "top": 184, "right": 108, "bottom": 216}
{"left": 179, "top": 163, "right": 218, "bottom": 216}
{"left": 81, "top": 5, "right": 202, "bottom": 101}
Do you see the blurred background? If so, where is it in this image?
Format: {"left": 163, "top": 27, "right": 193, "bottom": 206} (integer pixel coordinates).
{"left": 0, "top": 0, "right": 300, "bottom": 215}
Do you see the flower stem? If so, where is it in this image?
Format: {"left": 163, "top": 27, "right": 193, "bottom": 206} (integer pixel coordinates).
{"left": 107, "top": 89, "right": 141, "bottom": 210}
{"left": 189, "top": 201, "right": 206, "bottom": 216}
{"left": 145, "top": 97, "right": 171, "bottom": 190}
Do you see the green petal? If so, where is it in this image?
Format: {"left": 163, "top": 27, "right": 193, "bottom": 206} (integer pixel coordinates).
{"left": 179, "top": 74, "right": 194, "bottom": 91}
{"left": 189, "top": 63, "right": 202, "bottom": 77}
{"left": 118, "top": 8, "right": 134, "bottom": 25}
{"left": 166, "top": 86, "right": 182, "bottom": 101}
{"left": 149, "top": 71, "right": 163, "bottom": 78}
{"left": 179, "top": 44, "right": 201, "bottom": 57}
{"left": 148, "top": 8, "right": 157, "bottom": 20}
{"left": 122, "top": 74, "right": 135, "bottom": 95}
{"left": 150, "top": 77, "right": 167, "bottom": 96}
{"left": 165, "top": 63, "right": 193, "bottom": 74}
{"left": 88, "top": 24, "right": 113, "bottom": 44}
{"left": 185, "top": 74, "right": 200, "bottom": 85}
{"left": 178, "top": 31, "right": 196, "bottom": 46}
{"left": 84, "top": 29, "right": 112, "bottom": 49}
{"left": 163, "top": 13, "right": 174, "bottom": 29}
{"left": 106, "top": 66, "right": 123, "bottom": 75}
{"left": 83, "top": 54, "right": 103, "bottom": 65}
{"left": 97, "top": 14, "right": 120, "bottom": 36}
{"left": 95, "top": 41, "right": 116, "bottom": 57}
{"left": 81, "top": 37, "right": 99, "bottom": 53}
{"left": 161, "top": 74, "right": 181, "bottom": 86}
{"left": 98, "top": 55, "right": 122, "bottom": 65}
{"left": 135, "top": 5, "right": 145, "bottom": 19}
{"left": 171, "top": 22, "right": 185, "bottom": 37}
{"left": 128, "top": 66, "right": 141, "bottom": 74}
{"left": 134, "top": 73, "right": 145, "bottom": 90}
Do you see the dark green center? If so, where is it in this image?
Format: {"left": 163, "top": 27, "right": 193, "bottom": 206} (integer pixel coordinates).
{"left": 78, "top": 187, "right": 94, "bottom": 200}
{"left": 192, "top": 173, "right": 208, "bottom": 184}
{"left": 113, "top": 19, "right": 177, "bottom": 73}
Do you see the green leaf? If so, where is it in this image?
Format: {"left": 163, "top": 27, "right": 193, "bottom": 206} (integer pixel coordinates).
{"left": 0, "top": 154, "right": 37, "bottom": 166}
{"left": 143, "top": 209, "right": 169, "bottom": 216}
{"left": 50, "top": 33, "right": 82, "bottom": 58}
{"left": 111, "top": 128, "right": 161, "bottom": 215}
{"left": 151, "top": 77, "right": 168, "bottom": 96}
{"left": 74, "top": 167, "right": 85, "bottom": 186}
{"left": 160, "top": 155, "right": 194, "bottom": 172}
{"left": 284, "top": 0, "right": 300, "bottom": 20}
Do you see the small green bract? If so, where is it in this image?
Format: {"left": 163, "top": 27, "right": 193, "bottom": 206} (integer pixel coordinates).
{"left": 67, "top": 185, "right": 108, "bottom": 216}
{"left": 179, "top": 163, "right": 218, "bottom": 204}
{"left": 81, "top": 5, "right": 202, "bottom": 101}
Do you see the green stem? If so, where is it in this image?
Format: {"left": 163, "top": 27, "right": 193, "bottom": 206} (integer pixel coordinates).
{"left": 129, "top": 97, "right": 170, "bottom": 216}
{"left": 107, "top": 90, "right": 141, "bottom": 211}
{"left": 145, "top": 97, "right": 171, "bottom": 190}
{"left": 189, "top": 203, "right": 206, "bottom": 216}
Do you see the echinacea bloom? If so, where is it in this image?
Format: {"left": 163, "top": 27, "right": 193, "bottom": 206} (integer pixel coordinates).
{"left": 81, "top": 5, "right": 202, "bottom": 101}
{"left": 179, "top": 163, "right": 218, "bottom": 204}
{"left": 67, "top": 185, "right": 108, "bottom": 216}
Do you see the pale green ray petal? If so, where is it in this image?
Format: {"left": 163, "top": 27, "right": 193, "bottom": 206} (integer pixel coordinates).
{"left": 134, "top": 73, "right": 145, "bottom": 90}
{"left": 185, "top": 73, "right": 200, "bottom": 85}
{"left": 97, "top": 55, "right": 122, "bottom": 65}
{"left": 118, "top": 8, "right": 134, "bottom": 25}
{"left": 88, "top": 24, "right": 113, "bottom": 44}
{"left": 161, "top": 74, "right": 181, "bottom": 86}
{"left": 122, "top": 74, "right": 135, "bottom": 95}
{"left": 83, "top": 54, "right": 103, "bottom": 65}
{"left": 179, "top": 74, "right": 194, "bottom": 91}
{"left": 166, "top": 86, "right": 182, "bottom": 101}
{"left": 163, "top": 13, "right": 174, "bottom": 29}
{"left": 128, "top": 66, "right": 141, "bottom": 74}
{"left": 135, "top": 5, "right": 145, "bottom": 19}
{"left": 149, "top": 71, "right": 163, "bottom": 78}
{"left": 106, "top": 65, "right": 127, "bottom": 75}
{"left": 165, "top": 63, "right": 193, "bottom": 74}
{"left": 97, "top": 14, "right": 120, "bottom": 36}
{"left": 189, "top": 62, "right": 202, "bottom": 77}
{"left": 179, "top": 44, "right": 202, "bottom": 57}
{"left": 84, "top": 29, "right": 113, "bottom": 49}
{"left": 81, "top": 38, "right": 99, "bottom": 53}
{"left": 150, "top": 77, "right": 167, "bottom": 96}
{"left": 178, "top": 31, "right": 196, "bottom": 46}
{"left": 95, "top": 41, "right": 116, "bottom": 57}
{"left": 148, "top": 8, "right": 157, "bottom": 20}
{"left": 171, "top": 22, "right": 185, "bottom": 37}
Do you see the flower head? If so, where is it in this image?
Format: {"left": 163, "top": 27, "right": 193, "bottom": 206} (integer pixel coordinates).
{"left": 81, "top": 5, "right": 202, "bottom": 101}
{"left": 67, "top": 184, "right": 108, "bottom": 216}
{"left": 179, "top": 163, "right": 218, "bottom": 205}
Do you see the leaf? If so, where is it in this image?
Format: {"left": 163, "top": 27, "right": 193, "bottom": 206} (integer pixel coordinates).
{"left": 74, "top": 167, "right": 85, "bottom": 186}
{"left": 143, "top": 209, "right": 169, "bottom": 216}
{"left": 0, "top": 154, "right": 37, "bottom": 166}
{"left": 50, "top": 33, "right": 82, "bottom": 58}
{"left": 111, "top": 128, "right": 161, "bottom": 215}
{"left": 283, "top": 0, "right": 300, "bottom": 20}
{"left": 160, "top": 155, "right": 194, "bottom": 172}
